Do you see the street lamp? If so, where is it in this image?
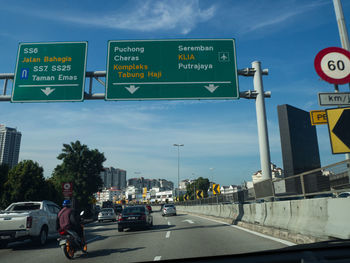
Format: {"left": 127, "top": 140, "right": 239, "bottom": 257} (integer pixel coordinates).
{"left": 173, "top": 144, "right": 184, "bottom": 199}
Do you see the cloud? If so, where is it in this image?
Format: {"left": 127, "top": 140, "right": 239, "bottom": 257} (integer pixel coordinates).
{"left": 3, "top": 0, "right": 216, "bottom": 35}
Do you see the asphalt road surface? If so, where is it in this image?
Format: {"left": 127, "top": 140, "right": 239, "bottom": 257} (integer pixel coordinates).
{"left": 0, "top": 210, "right": 292, "bottom": 262}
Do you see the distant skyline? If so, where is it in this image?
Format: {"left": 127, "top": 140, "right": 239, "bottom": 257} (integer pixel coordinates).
{"left": 0, "top": 0, "right": 349, "bottom": 186}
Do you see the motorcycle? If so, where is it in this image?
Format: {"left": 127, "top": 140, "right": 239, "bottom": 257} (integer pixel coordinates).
{"left": 58, "top": 211, "right": 87, "bottom": 259}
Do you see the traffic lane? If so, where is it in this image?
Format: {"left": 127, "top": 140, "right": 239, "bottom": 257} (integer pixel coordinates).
{"left": 72, "top": 211, "right": 176, "bottom": 263}
{"left": 158, "top": 212, "right": 288, "bottom": 261}
{"left": 0, "top": 222, "right": 116, "bottom": 263}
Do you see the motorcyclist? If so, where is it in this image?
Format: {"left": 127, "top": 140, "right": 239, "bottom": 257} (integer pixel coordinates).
{"left": 56, "top": 199, "right": 86, "bottom": 252}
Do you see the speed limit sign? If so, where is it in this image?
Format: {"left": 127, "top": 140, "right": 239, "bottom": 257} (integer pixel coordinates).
{"left": 314, "top": 47, "right": 350, "bottom": 85}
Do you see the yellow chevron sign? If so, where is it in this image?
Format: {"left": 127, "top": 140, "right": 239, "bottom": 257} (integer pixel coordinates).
{"left": 213, "top": 184, "right": 220, "bottom": 195}
{"left": 196, "top": 190, "right": 203, "bottom": 199}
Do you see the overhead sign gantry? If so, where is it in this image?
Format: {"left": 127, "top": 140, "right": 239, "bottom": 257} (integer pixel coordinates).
{"left": 106, "top": 39, "right": 239, "bottom": 100}
{"left": 12, "top": 42, "right": 87, "bottom": 102}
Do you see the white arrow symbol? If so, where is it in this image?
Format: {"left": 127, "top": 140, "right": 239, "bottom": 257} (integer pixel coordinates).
{"left": 182, "top": 219, "right": 194, "bottom": 224}
{"left": 41, "top": 87, "right": 55, "bottom": 96}
{"left": 204, "top": 84, "right": 219, "bottom": 93}
{"left": 125, "top": 85, "right": 140, "bottom": 94}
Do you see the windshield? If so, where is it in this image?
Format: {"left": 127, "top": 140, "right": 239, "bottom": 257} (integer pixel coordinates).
{"left": 123, "top": 207, "right": 145, "bottom": 214}
{"left": 6, "top": 203, "right": 41, "bottom": 211}
{"left": 0, "top": 0, "right": 350, "bottom": 262}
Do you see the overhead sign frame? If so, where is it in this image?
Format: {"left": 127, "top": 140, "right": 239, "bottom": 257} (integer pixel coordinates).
{"left": 12, "top": 41, "right": 88, "bottom": 103}
{"left": 106, "top": 39, "right": 239, "bottom": 101}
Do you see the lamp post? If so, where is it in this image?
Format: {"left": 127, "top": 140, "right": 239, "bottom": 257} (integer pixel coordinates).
{"left": 173, "top": 144, "right": 184, "bottom": 199}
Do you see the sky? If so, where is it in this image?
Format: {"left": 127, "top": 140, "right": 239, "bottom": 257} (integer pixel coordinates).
{"left": 0, "top": 0, "right": 349, "bottom": 186}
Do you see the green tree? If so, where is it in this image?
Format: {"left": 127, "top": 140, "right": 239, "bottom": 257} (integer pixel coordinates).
{"left": 2, "top": 160, "right": 47, "bottom": 207}
{"left": 186, "top": 177, "right": 210, "bottom": 199}
{"left": 0, "top": 164, "right": 9, "bottom": 209}
{"left": 51, "top": 140, "right": 105, "bottom": 212}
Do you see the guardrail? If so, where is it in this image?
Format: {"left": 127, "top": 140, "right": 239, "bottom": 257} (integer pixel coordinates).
{"left": 177, "top": 159, "right": 350, "bottom": 206}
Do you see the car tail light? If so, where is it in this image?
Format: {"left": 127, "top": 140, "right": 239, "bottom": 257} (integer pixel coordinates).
{"left": 118, "top": 215, "right": 123, "bottom": 221}
{"left": 26, "top": 216, "right": 32, "bottom": 228}
{"left": 59, "top": 230, "right": 68, "bottom": 235}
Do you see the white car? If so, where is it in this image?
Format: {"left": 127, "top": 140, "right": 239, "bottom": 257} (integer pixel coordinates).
{"left": 98, "top": 208, "right": 117, "bottom": 222}
{"left": 162, "top": 204, "right": 176, "bottom": 216}
{"left": 0, "top": 201, "right": 60, "bottom": 248}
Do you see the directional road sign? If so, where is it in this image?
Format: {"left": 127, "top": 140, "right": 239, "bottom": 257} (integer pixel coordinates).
{"left": 12, "top": 42, "right": 87, "bottom": 102}
{"left": 213, "top": 184, "right": 221, "bottom": 195}
{"left": 314, "top": 47, "right": 350, "bottom": 85}
{"left": 106, "top": 39, "right": 239, "bottom": 100}
{"left": 319, "top": 92, "right": 350, "bottom": 106}
{"left": 310, "top": 110, "right": 327, "bottom": 125}
{"left": 196, "top": 190, "right": 204, "bottom": 199}
{"left": 326, "top": 107, "right": 350, "bottom": 154}
{"left": 183, "top": 194, "right": 189, "bottom": 201}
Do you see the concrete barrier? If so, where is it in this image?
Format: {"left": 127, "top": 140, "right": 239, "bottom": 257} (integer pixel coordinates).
{"left": 176, "top": 198, "right": 350, "bottom": 242}
{"left": 325, "top": 198, "right": 350, "bottom": 239}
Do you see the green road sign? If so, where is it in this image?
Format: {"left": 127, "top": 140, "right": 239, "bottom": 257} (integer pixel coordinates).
{"left": 12, "top": 42, "right": 87, "bottom": 102}
{"left": 106, "top": 39, "right": 239, "bottom": 100}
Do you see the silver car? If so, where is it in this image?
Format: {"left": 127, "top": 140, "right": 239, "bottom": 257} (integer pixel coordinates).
{"left": 162, "top": 204, "right": 176, "bottom": 216}
{"left": 98, "top": 208, "right": 117, "bottom": 222}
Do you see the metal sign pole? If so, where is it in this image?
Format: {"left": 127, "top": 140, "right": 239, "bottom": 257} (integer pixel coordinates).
{"left": 253, "top": 61, "right": 272, "bottom": 180}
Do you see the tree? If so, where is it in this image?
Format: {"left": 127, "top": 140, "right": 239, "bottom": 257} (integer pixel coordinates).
{"left": 0, "top": 164, "right": 9, "bottom": 208}
{"left": 51, "top": 141, "right": 105, "bottom": 212}
{"left": 186, "top": 177, "right": 210, "bottom": 199}
{"left": 2, "top": 160, "right": 47, "bottom": 207}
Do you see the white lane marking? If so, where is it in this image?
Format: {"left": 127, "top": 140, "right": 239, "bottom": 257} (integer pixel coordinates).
{"left": 165, "top": 231, "right": 171, "bottom": 238}
{"left": 190, "top": 214, "right": 296, "bottom": 246}
{"left": 86, "top": 236, "right": 101, "bottom": 243}
{"left": 154, "top": 256, "right": 162, "bottom": 261}
{"left": 182, "top": 219, "right": 194, "bottom": 224}
{"left": 91, "top": 226, "right": 104, "bottom": 230}
{"left": 168, "top": 221, "right": 171, "bottom": 226}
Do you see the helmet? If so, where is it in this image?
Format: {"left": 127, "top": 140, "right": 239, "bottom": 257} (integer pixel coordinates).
{"left": 62, "top": 199, "right": 71, "bottom": 207}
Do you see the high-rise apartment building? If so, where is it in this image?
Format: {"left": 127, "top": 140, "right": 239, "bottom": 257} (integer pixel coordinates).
{"left": 0, "top": 125, "right": 22, "bottom": 168}
{"left": 100, "top": 167, "right": 127, "bottom": 190}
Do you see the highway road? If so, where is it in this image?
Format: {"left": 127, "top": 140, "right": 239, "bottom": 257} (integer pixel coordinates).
{"left": 0, "top": 210, "right": 292, "bottom": 262}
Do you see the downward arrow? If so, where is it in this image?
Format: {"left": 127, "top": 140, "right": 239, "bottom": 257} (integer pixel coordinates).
{"left": 204, "top": 84, "right": 219, "bottom": 93}
{"left": 41, "top": 87, "right": 55, "bottom": 96}
{"left": 125, "top": 85, "right": 140, "bottom": 94}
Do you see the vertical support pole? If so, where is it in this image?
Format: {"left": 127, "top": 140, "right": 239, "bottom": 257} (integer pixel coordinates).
{"left": 253, "top": 61, "right": 272, "bottom": 180}
{"left": 300, "top": 174, "right": 306, "bottom": 199}
{"left": 89, "top": 77, "right": 93, "bottom": 95}
{"left": 3, "top": 78, "right": 8, "bottom": 95}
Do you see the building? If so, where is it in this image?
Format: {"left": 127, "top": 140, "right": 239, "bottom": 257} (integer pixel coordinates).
{"left": 0, "top": 125, "right": 22, "bottom": 168}
{"left": 179, "top": 179, "right": 190, "bottom": 190}
{"left": 252, "top": 163, "right": 284, "bottom": 183}
{"left": 100, "top": 167, "right": 127, "bottom": 190}
{"left": 127, "top": 177, "right": 174, "bottom": 191}
{"left": 97, "top": 187, "right": 124, "bottom": 203}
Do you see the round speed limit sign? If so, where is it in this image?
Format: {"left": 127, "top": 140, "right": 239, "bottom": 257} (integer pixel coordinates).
{"left": 314, "top": 47, "right": 350, "bottom": 85}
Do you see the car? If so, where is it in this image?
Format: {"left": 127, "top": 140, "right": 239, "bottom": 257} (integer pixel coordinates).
{"left": 337, "top": 192, "right": 350, "bottom": 198}
{"left": 162, "top": 204, "right": 176, "bottom": 216}
{"left": 117, "top": 205, "right": 153, "bottom": 232}
{"left": 114, "top": 205, "right": 123, "bottom": 214}
{"left": 98, "top": 208, "right": 117, "bottom": 222}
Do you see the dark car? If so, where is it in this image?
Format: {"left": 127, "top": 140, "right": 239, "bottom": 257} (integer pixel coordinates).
{"left": 117, "top": 205, "right": 153, "bottom": 232}
{"left": 115, "top": 205, "right": 123, "bottom": 214}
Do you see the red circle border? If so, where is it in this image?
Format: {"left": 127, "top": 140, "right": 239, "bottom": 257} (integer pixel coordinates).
{"left": 314, "top": 47, "right": 350, "bottom": 85}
